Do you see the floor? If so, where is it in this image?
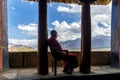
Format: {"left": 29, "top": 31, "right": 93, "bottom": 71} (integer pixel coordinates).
{"left": 1, "top": 66, "right": 120, "bottom": 80}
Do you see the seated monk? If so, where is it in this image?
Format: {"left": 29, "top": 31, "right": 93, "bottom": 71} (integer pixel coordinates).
{"left": 48, "top": 30, "right": 78, "bottom": 74}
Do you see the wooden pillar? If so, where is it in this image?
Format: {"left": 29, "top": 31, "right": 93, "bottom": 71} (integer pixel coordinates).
{"left": 80, "top": 2, "right": 91, "bottom": 73}
{"left": 0, "top": 0, "right": 9, "bottom": 72}
{"left": 38, "top": 0, "right": 48, "bottom": 75}
{"left": 111, "top": 0, "right": 119, "bottom": 68}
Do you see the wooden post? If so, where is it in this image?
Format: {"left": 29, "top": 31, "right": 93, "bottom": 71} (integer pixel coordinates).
{"left": 0, "top": 0, "right": 9, "bottom": 72}
{"left": 38, "top": 0, "right": 48, "bottom": 75}
{"left": 111, "top": 0, "right": 119, "bottom": 68}
{"left": 80, "top": 2, "right": 91, "bottom": 73}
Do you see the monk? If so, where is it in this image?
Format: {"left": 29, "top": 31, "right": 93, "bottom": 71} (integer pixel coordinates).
{"left": 48, "top": 30, "right": 78, "bottom": 74}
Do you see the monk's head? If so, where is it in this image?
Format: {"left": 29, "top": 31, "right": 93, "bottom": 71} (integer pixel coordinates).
{"left": 50, "top": 30, "right": 58, "bottom": 38}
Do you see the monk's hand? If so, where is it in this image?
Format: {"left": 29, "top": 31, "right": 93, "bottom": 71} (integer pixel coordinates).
{"left": 63, "top": 50, "right": 68, "bottom": 55}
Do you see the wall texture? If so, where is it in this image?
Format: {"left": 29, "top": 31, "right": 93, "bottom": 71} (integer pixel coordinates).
{"left": 9, "top": 51, "right": 110, "bottom": 68}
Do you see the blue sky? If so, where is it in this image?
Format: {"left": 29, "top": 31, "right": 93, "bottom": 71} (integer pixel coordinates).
{"left": 8, "top": 0, "right": 112, "bottom": 48}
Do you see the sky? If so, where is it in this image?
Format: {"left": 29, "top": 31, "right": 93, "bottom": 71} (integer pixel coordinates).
{"left": 8, "top": 0, "right": 112, "bottom": 48}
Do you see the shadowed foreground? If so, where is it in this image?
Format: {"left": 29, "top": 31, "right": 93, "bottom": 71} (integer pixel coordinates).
{"left": 1, "top": 66, "right": 120, "bottom": 80}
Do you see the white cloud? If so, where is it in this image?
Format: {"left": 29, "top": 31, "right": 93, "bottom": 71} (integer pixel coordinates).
{"left": 51, "top": 20, "right": 81, "bottom": 42}
{"left": 18, "top": 23, "right": 38, "bottom": 36}
{"left": 91, "top": 4, "right": 111, "bottom": 37}
{"left": 21, "top": 0, "right": 36, "bottom": 5}
{"left": 57, "top": 1, "right": 112, "bottom": 14}
{"left": 11, "top": 7, "right": 15, "bottom": 10}
{"left": 91, "top": 21, "right": 111, "bottom": 37}
{"left": 9, "top": 39, "right": 37, "bottom": 47}
{"left": 51, "top": 3, "right": 111, "bottom": 42}
{"left": 21, "top": 0, "right": 28, "bottom": 2}
{"left": 57, "top": 4, "right": 82, "bottom": 13}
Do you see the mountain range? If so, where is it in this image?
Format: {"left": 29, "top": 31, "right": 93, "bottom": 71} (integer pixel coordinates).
{"left": 60, "top": 35, "right": 110, "bottom": 51}
{"left": 8, "top": 43, "right": 36, "bottom": 52}
{"left": 8, "top": 35, "right": 110, "bottom": 51}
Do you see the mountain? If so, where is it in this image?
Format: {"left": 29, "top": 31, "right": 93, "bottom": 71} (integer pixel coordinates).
{"left": 60, "top": 36, "right": 110, "bottom": 51}
{"left": 8, "top": 36, "right": 110, "bottom": 51}
{"left": 8, "top": 43, "right": 36, "bottom": 52}
{"left": 60, "top": 38, "right": 81, "bottom": 50}
{"left": 92, "top": 36, "right": 110, "bottom": 49}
